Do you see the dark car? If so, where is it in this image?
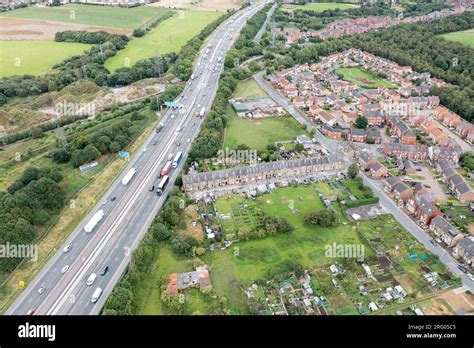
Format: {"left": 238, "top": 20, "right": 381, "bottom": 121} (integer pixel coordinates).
{"left": 100, "top": 266, "right": 109, "bottom": 276}
{"left": 458, "top": 265, "right": 467, "bottom": 273}
{"left": 111, "top": 197, "right": 116, "bottom": 202}
{"left": 149, "top": 185, "right": 155, "bottom": 192}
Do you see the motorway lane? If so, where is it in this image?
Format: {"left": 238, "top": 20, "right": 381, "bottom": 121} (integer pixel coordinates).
{"left": 7, "top": 0, "right": 271, "bottom": 316}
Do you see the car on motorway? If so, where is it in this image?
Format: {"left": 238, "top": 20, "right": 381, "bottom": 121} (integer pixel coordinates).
{"left": 143, "top": 147, "right": 147, "bottom": 152}
{"left": 152, "top": 140, "right": 157, "bottom": 146}
{"left": 61, "top": 265, "right": 70, "bottom": 274}
{"left": 176, "top": 142, "right": 181, "bottom": 147}
{"left": 149, "top": 185, "right": 155, "bottom": 192}
{"left": 187, "top": 138, "right": 191, "bottom": 143}
{"left": 168, "top": 153, "right": 173, "bottom": 161}
{"left": 100, "top": 265, "right": 109, "bottom": 276}
{"left": 192, "top": 122, "right": 196, "bottom": 126}
{"left": 63, "top": 244, "right": 72, "bottom": 253}
{"left": 37, "top": 286, "right": 46, "bottom": 295}
{"left": 102, "top": 199, "right": 108, "bottom": 205}
{"left": 111, "top": 196, "right": 116, "bottom": 202}
{"left": 87, "top": 273, "right": 97, "bottom": 286}
{"left": 27, "top": 309, "right": 36, "bottom": 315}
{"left": 458, "top": 265, "right": 468, "bottom": 273}
{"left": 171, "top": 114, "right": 175, "bottom": 119}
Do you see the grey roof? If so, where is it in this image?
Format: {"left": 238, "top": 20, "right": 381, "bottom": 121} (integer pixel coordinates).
{"left": 448, "top": 174, "right": 464, "bottom": 187}
{"left": 360, "top": 151, "right": 374, "bottom": 163}
{"left": 393, "top": 182, "right": 411, "bottom": 194}
{"left": 458, "top": 236, "right": 474, "bottom": 256}
{"left": 437, "top": 159, "right": 451, "bottom": 171}
{"left": 431, "top": 216, "right": 459, "bottom": 237}
{"left": 417, "top": 196, "right": 438, "bottom": 216}
{"left": 384, "top": 143, "right": 429, "bottom": 153}
{"left": 386, "top": 176, "right": 401, "bottom": 188}
{"left": 350, "top": 128, "right": 366, "bottom": 136}
{"left": 403, "top": 159, "right": 414, "bottom": 169}
{"left": 442, "top": 167, "right": 458, "bottom": 179}
{"left": 455, "top": 182, "right": 471, "bottom": 195}
{"left": 183, "top": 155, "right": 339, "bottom": 185}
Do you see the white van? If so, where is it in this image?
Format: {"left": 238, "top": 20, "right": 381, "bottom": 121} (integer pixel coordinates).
{"left": 91, "top": 287, "right": 103, "bottom": 303}
{"left": 86, "top": 273, "right": 97, "bottom": 286}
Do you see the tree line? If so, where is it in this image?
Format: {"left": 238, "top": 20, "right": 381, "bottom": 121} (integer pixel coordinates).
{"left": 0, "top": 167, "right": 65, "bottom": 274}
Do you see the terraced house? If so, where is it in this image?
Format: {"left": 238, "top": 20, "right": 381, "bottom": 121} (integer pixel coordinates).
{"left": 183, "top": 155, "right": 344, "bottom": 192}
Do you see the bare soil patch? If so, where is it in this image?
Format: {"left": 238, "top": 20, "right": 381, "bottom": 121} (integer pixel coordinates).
{"left": 0, "top": 17, "right": 130, "bottom": 41}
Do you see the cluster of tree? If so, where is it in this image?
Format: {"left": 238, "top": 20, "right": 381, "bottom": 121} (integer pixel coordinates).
{"left": 460, "top": 151, "right": 474, "bottom": 172}
{"left": 0, "top": 114, "right": 89, "bottom": 145}
{"left": 51, "top": 109, "right": 148, "bottom": 167}
{"left": 267, "top": 259, "right": 305, "bottom": 279}
{"left": 304, "top": 208, "right": 339, "bottom": 227}
{"left": 55, "top": 31, "right": 128, "bottom": 44}
{"left": 351, "top": 177, "right": 374, "bottom": 199}
{"left": 348, "top": 163, "right": 359, "bottom": 179}
{"left": 354, "top": 115, "right": 368, "bottom": 129}
{"left": 238, "top": 215, "right": 293, "bottom": 240}
{"left": 0, "top": 167, "right": 65, "bottom": 274}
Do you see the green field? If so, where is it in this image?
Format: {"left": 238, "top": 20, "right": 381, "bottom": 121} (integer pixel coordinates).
{"left": 105, "top": 10, "right": 221, "bottom": 72}
{"left": 336, "top": 67, "right": 398, "bottom": 89}
{"left": 439, "top": 29, "right": 474, "bottom": 48}
{"left": 223, "top": 112, "right": 307, "bottom": 151}
{"left": 0, "top": 4, "right": 171, "bottom": 30}
{"left": 0, "top": 40, "right": 91, "bottom": 77}
{"left": 233, "top": 78, "right": 267, "bottom": 98}
{"left": 286, "top": 2, "right": 359, "bottom": 12}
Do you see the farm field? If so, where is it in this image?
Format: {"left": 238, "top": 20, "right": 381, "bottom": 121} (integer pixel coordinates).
{"left": 336, "top": 67, "right": 398, "bottom": 89}
{"left": 223, "top": 111, "right": 307, "bottom": 151}
{"left": 438, "top": 29, "right": 474, "bottom": 48}
{"left": 149, "top": 0, "right": 243, "bottom": 11}
{"left": 0, "top": 4, "right": 172, "bottom": 30}
{"left": 105, "top": 10, "right": 221, "bottom": 72}
{"left": 284, "top": 2, "right": 359, "bottom": 12}
{"left": 0, "top": 40, "right": 91, "bottom": 77}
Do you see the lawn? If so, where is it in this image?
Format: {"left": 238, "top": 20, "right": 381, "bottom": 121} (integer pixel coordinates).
{"left": 223, "top": 112, "right": 307, "bottom": 151}
{"left": 438, "top": 29, "right": 474, "bottom": 48}
{"left": 287, "top": 2, "right": 359, "bottom": 12}
{"left": 0, "top": 40, "right": 91, "bottom": 77}
{"left": 0, "top": 4, "right": 172, "bottom": 30}
{"left": 105, "top": 10, "right": 221, "bottom": 72}
{"left": 440, "top": 204, "right": 474, "bottom": 234}
{"left": 233, "top": 78, "right": 268, "bottom": 98}
{"left": 336, "top": 67, "right": 398, "bottom": 89}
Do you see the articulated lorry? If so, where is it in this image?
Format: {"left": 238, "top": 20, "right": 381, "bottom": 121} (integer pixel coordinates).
{"left": 84, "top": 210, "right": 104, "bottom": 233}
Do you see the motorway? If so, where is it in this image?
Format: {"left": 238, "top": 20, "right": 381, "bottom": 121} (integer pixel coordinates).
{"left": 254, "top": 70, "right": 474, "bottom": 293}
{"left": 7, "top": 0, "right": 271, "bottom": 315}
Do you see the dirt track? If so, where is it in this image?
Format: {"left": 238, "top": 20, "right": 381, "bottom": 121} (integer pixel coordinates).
{"left": 0, "top": 17, "right": 130, "bottom": 41}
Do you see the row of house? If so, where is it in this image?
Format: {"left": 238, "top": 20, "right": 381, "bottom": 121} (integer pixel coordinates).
{"left": 305, "top": 7, "right": 464, "bottom": 41}
{"left": 358, "top": 152, "right": 388, "bottom": 179}
{"left": 436, "top": 160, "right": 474, "bottom": 202}
{"left": 322, "top": 125, "right": 382, "bottom": 143}
{"left": 183, "top": 155, "right": 344, "bottom": 192}
{"left": 434, "top": 106, "right": 474, "bottom": 143}
{"left": 382, "top": 143, "right": 461, "bottom": 164}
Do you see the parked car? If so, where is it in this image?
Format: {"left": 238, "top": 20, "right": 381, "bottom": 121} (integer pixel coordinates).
{"left": 458, "top": 265, "right": 467, "bottom": 273}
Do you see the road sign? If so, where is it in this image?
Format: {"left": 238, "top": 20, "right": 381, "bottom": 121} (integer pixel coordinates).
{"left": 79, "top": 161, "right": 98, "bottom": 172}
